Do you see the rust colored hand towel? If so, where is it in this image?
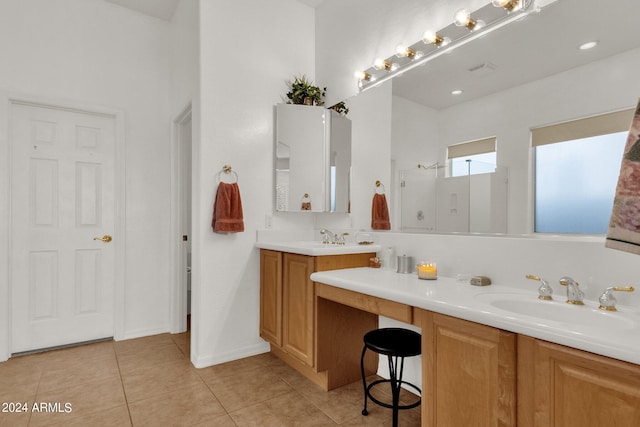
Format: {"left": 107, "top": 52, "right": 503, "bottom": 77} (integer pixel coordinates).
{"left": 212, "top": 182, "right": 244, "bottom": 233}
{"left": 371, "top": 193, "right": 391, "bottom": 230}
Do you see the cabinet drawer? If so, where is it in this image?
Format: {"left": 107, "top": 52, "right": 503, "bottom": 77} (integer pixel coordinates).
{"left": 315, "top": 282, "right": 412, "bottom": 323}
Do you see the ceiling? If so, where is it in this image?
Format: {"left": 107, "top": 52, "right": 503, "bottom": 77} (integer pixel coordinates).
{"left": 104, "top": 0, "right": 324, "bottom": 20}
{"left": 391, "top": 0, "right": 640, "bottom": 109}
{"left": 104, "top": 0, "right": 180, "bottom": 21}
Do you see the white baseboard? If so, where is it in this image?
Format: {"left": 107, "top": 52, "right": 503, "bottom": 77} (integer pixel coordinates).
{"left": 192, "top": 341, "right": 270, "bottom": 368}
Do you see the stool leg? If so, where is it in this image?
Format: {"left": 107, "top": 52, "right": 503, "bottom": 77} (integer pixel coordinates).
{"left": 388, "top": 355, "right": 406, "bottom": 427}
{"left": 360, "top": 345, "right": 369, "bottom": 416}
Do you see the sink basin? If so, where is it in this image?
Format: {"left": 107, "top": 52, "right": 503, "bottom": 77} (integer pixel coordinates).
{"left": 476, "top": 292, "right": 638, "bottom": 331}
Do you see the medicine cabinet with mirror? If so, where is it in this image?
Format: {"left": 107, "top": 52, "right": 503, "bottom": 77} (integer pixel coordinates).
{"left": 352, "top": 0, "right": 640, "bottom": 235}
{"left": 274, "top": 104, "right": 351, "bottom": 213}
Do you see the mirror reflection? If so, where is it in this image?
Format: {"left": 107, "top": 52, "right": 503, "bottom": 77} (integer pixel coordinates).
{"left": 275, "top": 104, "right": 351, "bottom": 213}
{"left": 367, "top": 0, "right": 640, "bottom": 234}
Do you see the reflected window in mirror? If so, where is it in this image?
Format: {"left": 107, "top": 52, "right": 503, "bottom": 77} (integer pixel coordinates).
{"left": 533, "top": 109, "right": 633, "bottom": 234}
{"left": 448, "top": 137, "right": 497, "bottom": 177}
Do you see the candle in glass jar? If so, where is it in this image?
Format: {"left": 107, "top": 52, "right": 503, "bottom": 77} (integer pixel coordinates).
{"left": 417, "top": 262, "right": 437, "bottom": 280}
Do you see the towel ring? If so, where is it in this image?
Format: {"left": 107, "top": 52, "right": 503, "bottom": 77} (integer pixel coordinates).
{"left": 375, "top": 180, "right": 385, "bottom": 194}
{"left": 217, "top": 164, "right": 238, "bottom": 183}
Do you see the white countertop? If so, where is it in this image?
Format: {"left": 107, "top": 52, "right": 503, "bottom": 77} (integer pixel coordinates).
{"left": 310, "top": 267, "right": 640, "bottom": 365}
{"left": 256, "top": 240, "right": 381, "bottom": 256}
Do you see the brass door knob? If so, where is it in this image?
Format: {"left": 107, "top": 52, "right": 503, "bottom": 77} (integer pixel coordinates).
{"left": 93, "top": 235, "right": 112, "bottom": 243}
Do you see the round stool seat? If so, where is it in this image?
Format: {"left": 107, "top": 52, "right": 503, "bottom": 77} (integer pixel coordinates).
{"left": 363, "top": 328, "right": 421, "bottom": 357}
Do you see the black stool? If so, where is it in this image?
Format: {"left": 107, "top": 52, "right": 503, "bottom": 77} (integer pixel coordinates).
{"left": 360, "top": 328, "right": 421, "bottom": 427}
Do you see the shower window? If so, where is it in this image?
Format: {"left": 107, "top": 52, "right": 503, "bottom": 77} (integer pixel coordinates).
{"left": 532, "top": 109, "right": 632, "bottom": 234}
{"left": 448, "top": 137, "right": 497, "bottom": 177}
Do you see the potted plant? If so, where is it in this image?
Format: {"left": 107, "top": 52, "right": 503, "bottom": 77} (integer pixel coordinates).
{"left": 286, "top": 75, "right": 326, "bottom": 106}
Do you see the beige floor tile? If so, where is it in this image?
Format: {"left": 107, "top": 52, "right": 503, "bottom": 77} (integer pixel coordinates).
{"left": 229, "top": 390, "right": 337, "bottom": 427}
{"left": 116, "top": 343, "right": 186, "bottom": 375}
{"left": 114, "top": 334, "right": 177, "bottom": 357}
{"left": 128, "top": 382, "right": 226, "bottom": 426}
{"left": 29, "top": 341, "right": 116, "bottom": 370}
{"left": 29, "top": 376, "right": 127, "bottom": 426}
{"left": 191, "top": 414, "right": 237, "bottom": 427}
{"left": 170, "top": 332, "right": 190, "bottom": 357}
{"left": 121, "top": 359, "right": 203, "bottom": 403}
{"left": 204, "top": 365, "right": 294, "bottom": 413}
{"left": 0, "top": 407, "right": 31, "bottom": 427}
{"left": 43, "top": 405, "right": 132, "bottom": 427}
{"left": 0, "top": 357, "right": 42, "bottom": 403}
{"left": 37, "top": 355, "right": 121, "bottom": 393}
{"left": 198, "top": 352, "right": 283, "bottom": 382}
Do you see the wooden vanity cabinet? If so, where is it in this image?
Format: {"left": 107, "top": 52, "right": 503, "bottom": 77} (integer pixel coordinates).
{"left": 418, "top": 309, "right": 517, "bottom": 427}
{"left": 259, "top": 250, "right": 283, "bottom": 346}
{"left": 259, "top": 249, "right": 373, "bottom": 369}
{"left": 518, "top": 335, "right": 640, "bottom": 427}
{"left": 282, "top": 253, "right": 315, "bottom": 366}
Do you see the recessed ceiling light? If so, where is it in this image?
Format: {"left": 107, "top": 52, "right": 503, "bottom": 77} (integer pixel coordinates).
{"left": 578, "top": 41, "right": 598, "bottom": 50}
{"left": 451, "top": 89, "right": 463, "bottom": 95}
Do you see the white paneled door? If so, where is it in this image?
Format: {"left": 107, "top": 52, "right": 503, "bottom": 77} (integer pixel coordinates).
{"left": 10, "top": 102, "right": 116, "bottom": 353}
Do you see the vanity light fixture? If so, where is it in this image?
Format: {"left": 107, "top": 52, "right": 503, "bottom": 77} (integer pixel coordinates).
{"left": 423, "top": 30, "right": 451, "bottom": 47}
{"left": 451, "top": 89, "right": 463, "bottom": 95}
{"left": 395, "top": 45, "right": 423, "bottom": 60}
{"left": 492, "top": 0, "right": 522, "bottom": 12}
{"left": 454, "top": 9, "right": 485, "bottom": 31}
{"left": 354, "top": 70, "right": 373, "bottom": 81}
{"left": 373, "top": 58, "right": 398, "bottom": 72}
{"left": 356, "top": 0, "right": 536, "bottom": 91}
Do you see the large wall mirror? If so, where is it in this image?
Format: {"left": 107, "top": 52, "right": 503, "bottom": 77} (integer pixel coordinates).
{"left": 356, "top": 0, "right": 640, "bottom": 234}
{"left": 275, "top": 104, "right": 351, "bottom": 213}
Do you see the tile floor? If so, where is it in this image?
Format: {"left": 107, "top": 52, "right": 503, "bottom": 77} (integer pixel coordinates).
{"left": 0, "top": 331, "right": 421, "bottom": 426}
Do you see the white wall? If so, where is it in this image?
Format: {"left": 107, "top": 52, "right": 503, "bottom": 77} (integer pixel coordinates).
{"left": 170, "top": 0, "right": 199, "bottom": 118}
{"left": 192, "top": 0, "right": 316, "bottom": 367}
{"left": 0, "top": 0, "right": 173, "bottom": 358}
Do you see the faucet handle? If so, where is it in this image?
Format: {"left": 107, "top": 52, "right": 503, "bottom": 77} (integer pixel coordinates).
{"left": 598, "top": 286, "right": 635, "bottom": 311}
{"left": 559, "top": 277, "right": 585, "bottom": 305}
{"left": 336, "top": 232, "right": 349, "bottom": 245}
{"left": 525, "top": 274, "right": 554, "bottom": 300}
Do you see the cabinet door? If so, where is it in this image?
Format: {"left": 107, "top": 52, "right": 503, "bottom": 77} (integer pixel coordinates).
{"left": 419, "top": 310, "right": 517, "bottom": 427}
{"left": 283, "top": 253, "right": 315, "bottom": 366}
{"left": 260, "top": 250, "right": 282, "bottom": 346}
{"left": 518, "top": 335, "right": 640, "bottom": 427}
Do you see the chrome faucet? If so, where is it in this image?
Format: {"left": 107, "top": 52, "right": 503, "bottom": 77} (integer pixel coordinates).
{"left": 559, "top": 277, "right": 584, "bottom": 305}
{"left": 525, "top": 274, "right": 554, "bottom": 300}
{"left": 320, "top": 229, "right": 336, "bottom": 244}
{"left": 598, "top": 286, "right": 635, "bottom": 311}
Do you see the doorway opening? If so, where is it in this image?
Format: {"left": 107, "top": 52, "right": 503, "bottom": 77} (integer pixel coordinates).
{"left": 171, "top": 104, "right": 192, "bottom": 334}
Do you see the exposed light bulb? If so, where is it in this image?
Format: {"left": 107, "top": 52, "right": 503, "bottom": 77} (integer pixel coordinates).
{"left": 492, "top": 0, "right": 521, "bottom": 12}
{"left": 373, "top": 58, "right": 398, "bottom": 71}
{"left": 454, "top": 9, "right": 472, "bottom": 26}
{"left": 395, "top": 45, "right": 409, "bottom": 57}
{"left": 454, "top": 9, "right": 483, "bottom": 30}
{"left": 423, "top": 30, "right": 451, "bottom": 47}
{"left": 395, "top": 45, "right": 422, "bottom": 59}
{"left": 354, "top": 70, "right": 372, "bottom": 81}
